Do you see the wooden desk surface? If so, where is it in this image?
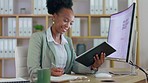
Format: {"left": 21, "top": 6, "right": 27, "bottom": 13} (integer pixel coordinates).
{"left": 63, "top": 68, "right": 146, "bottom": 83}
{"left": 0, "top": 68, "right": 146, "bottom": 83}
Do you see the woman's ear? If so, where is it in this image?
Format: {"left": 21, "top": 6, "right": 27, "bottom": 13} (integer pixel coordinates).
{"left": 52, "top": 13, "right": 57, "bottom": 20}
{"left": 51, "top": 15, "right": 55, "bottom": 21}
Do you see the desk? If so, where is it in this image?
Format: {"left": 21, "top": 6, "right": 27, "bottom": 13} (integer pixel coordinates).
{"left": 0, "top": 68, "right": 146, "bottom": 83}
{"left": 62, "top": 68, "right": 146, "bottom": 83}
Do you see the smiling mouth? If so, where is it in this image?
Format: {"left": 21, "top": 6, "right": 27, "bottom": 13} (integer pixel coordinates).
{"left": 62, "top": 27, "right": 68, "bottom": 32}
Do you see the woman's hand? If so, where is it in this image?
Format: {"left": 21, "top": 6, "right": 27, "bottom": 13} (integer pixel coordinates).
{"left": 91, "top": 52, "right": 105, "bottom": 70}
{"left": 51, "top": 67, "right": 64, "bottom": 76}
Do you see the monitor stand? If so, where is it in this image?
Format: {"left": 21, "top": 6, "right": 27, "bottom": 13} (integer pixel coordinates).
{"left": 110, "top": 30, "right": 138, "bottom": 76}
{"left": 129, "top": 30, "right": 138, "bottom": 76}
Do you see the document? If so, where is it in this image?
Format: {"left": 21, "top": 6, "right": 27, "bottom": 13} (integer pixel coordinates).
{"left": 51, "top": 74, "right": 87, "bottom": 82}
{"left": 0, "top": 78, "right": 30, "bottom": 83}
{"left": 75, "top": 42, "right": 116, "bottom": 67}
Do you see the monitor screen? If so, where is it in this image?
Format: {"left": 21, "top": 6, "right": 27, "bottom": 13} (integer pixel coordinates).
{"left": 107, "top": 3, "right": 136, "bottom": 63}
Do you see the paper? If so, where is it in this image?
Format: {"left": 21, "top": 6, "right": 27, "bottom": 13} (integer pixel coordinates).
{"left": 51, "top": 74, "right": 87, "bottom": 82}
{"left": 0, "top": 78, "right": 29, "bottom": 82}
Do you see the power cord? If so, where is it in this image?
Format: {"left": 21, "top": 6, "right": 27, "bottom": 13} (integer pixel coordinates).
{"left": 129, "top": 60, "right": 148, "bottom": 83}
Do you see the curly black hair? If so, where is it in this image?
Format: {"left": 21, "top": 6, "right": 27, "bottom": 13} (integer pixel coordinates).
{"left": 46, "top": 0, "right": 73, "bottom": 15}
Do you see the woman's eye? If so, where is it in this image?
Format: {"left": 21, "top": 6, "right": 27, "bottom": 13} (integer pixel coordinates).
{"left": 64, "top": 19, "right": 68, "bottom": 22}
{"left": 70, "top": 22, "right": 73, "bottom": 25}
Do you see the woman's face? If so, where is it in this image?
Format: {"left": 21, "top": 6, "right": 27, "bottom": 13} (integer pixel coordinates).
{"left": 53, "top": 8, "right": 74, "bottom": 34}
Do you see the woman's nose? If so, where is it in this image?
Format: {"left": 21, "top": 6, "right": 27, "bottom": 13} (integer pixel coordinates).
{"left": 66, "top": 22, "right": 71, "bottom": 28}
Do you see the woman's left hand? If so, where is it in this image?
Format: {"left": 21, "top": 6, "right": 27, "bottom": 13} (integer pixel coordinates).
{"left": 91, "top": 52, "right": 105, "bottom": 70}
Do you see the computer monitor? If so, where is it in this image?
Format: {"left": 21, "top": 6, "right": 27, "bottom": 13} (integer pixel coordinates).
{"left": 107, "top": 3, "right": 136, "bottom": 63}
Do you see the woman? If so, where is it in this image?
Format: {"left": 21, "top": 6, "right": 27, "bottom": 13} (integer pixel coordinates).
{"left": 27, "top": 0, "right": 105, "bottom": 78}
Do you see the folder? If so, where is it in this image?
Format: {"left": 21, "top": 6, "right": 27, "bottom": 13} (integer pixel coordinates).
{"left": 76, "top": 42, "right": 116, "bottom": 67}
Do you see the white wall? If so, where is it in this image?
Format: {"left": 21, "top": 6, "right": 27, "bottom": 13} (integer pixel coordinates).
{"left": 138, "top": 0, "right": 148, "bottom": 69}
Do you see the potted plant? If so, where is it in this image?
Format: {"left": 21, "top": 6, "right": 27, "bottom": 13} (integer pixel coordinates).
{"left": 33, "top": 25, "right": 44, "bottom": 32}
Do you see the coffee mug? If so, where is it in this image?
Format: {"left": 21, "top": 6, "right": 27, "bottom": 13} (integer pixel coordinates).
{"left": 37, "top": 68, "right": 50, "bottom": 83}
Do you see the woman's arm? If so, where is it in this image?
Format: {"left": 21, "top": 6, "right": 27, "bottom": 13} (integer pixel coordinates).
{"left": 27, "top": 32, "right": 43, "bottom": 78}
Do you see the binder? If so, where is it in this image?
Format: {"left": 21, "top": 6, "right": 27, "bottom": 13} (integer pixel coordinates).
{"left": 0, "top": 39, "right": 4, "bottom": 58}
{"left": 98, "top": 0, "right": 103, "bottom": 14}
{"left": 75, "top": 18, "right": 80, "bottom": 36}
{"left": 71, "top": 18, "right": 76, "bottom": 36}
{"left": 8, "top": 39, "right": 13, "bottom": 58}
{"left": 4, "top": 0, "right": 9, "bottom": 14}
{"left": 71, "top": 23, "right": 75, "bottom": 36}
{"left": 34, "top": 0, "right": 38, "bottom": 14}
{"left": 113, "top": 0, "right": 118, "bottom": 13}
{"left": 0, "top": 18, "right": 2, "bottom": 36}
{"left": 90, "top": 0, "right": 95, "bottom": 14}
{"left": 94, "top": 0, "right": 99, "bottom": 14}
{"left": 105, "top": 0, "right": 109, "bottom": 14}
{"left": 42, "top": 0, "right": 47, "bottom": 14}
{"left": 4, "top": 39, "right": 8, "bottom": 58}
{"left": 38, "top": 0, "right": 42, "bottom": 14}
{"left": 19, "top": 18, "right": 23, "bottom": 36}
{"left": 12, "top": 39, "right": 17, "bottom": 58}
{"left": 100, "top": 18, "right": 105, "bottom": 36}
{"left": 0, "top": 0, "right": 4, "bottom": 14}
{"left": 8, "top": 0, "right": 14, "bottom": 14}
{"left": 27, "top": 18, "right": 32, "bottom": 37}
{"left": 12, "top": 18, "right": 16, "bottom": 36}
{"left": 109, "top": 0, "right": 113, "bottom": 14}
{"left": 105, "top": 18, "right": 110, "bottom": 36}
{"left": 8, "top": 18, "right": 13, "bottom": 36}
{"left": 23, "top": 18, "right": 28, "bottom": 36}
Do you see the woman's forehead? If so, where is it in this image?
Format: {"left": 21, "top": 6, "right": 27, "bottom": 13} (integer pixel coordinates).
{"left": 58, "top": 8, "right": 74, "bottom": 20}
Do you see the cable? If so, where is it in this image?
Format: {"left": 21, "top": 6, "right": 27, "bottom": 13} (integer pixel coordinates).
{"left": 129, "top": 60, "right": 148, "bottom": 83}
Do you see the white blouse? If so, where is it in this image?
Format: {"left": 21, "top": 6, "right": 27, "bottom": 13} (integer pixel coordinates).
{"left": 46, "top": 27, "right": 68, "bottom": 68}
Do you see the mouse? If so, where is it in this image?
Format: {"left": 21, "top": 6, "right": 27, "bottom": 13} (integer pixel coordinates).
{"left": 95, "top": 73, "right": 112, "bottom": 78}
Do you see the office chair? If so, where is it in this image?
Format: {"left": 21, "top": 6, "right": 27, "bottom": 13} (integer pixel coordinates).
{"left": 15, "top": 46, "right": 29, "bottom": 79}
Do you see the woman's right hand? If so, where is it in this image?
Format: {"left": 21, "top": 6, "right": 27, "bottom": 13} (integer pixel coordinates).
{"left": 51, "top": 67, "right": 64, "bottom": 76}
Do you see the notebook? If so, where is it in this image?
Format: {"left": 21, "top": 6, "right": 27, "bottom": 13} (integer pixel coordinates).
{"left": 75, "top": 42, "right": 116, "bottom": 67}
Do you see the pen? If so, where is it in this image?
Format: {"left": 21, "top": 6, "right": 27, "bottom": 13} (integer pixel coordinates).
{"left": 51, "top": 63, "right": 57, "bottom": 68}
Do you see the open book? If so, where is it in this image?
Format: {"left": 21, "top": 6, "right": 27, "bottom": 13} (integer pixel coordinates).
{"left": 75, "top": 42, "right": 116, "bottom": 67}
{"left": 51, "top": 74, "right": 88, "bottom": 82}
